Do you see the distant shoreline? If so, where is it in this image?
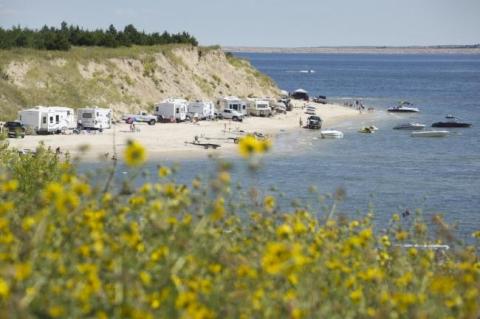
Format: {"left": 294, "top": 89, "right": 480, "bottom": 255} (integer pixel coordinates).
{"left": 223, "top": 46, "right": 480, "bottom": 55}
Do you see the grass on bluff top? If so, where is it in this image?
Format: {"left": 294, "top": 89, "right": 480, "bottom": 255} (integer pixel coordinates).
{"left": 0, "top": 45, "right": 279, "bottom": 121}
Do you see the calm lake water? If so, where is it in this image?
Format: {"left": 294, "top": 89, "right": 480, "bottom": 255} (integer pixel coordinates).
{"left": 88, "top": 53, "right": 480, "bottom": 240}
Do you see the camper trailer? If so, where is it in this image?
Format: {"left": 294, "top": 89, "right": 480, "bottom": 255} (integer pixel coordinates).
{"left": 155, "top": 98, "right": 188, "bottom": 122}
{"left": 217, "top": 96, "right": 247, "bottom": 115}
{"left": 187, "top": 100, "right": 215, "bottom": 120}
{"left": 19, "top": 106, "right": 75, "bottom": 134}
{"left": 77, "top": 107, "right": 112, "bottom": 130}
{"left": 247, "top": 99, "right": 272, "bottom": 117}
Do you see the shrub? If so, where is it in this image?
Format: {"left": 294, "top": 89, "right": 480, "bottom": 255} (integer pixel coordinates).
{"left": 0, "top": 139, "right": 478, "bottom": 318}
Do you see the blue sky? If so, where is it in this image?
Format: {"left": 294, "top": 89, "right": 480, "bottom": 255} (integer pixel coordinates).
{"left": 0, "top": 0, "right": 479, "bottom": 47}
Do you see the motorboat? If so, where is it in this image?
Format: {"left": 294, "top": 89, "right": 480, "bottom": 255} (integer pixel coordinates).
{"left": 432, "top": 121, "right": 472, "bottom": 128}
{"left": 393, "top": 123, "right": 426, "bottom": 130}
{"left": 431, "top": 116, "right": 472, "bottom": 128}
{"left": 321, "top": 130, "right": 344, "bottom": 139}
{"left": 411, "top": 130, "right": 449, "bottom": 138}
{"left": 388, "top": 101, "right": 420, "bottom": 113}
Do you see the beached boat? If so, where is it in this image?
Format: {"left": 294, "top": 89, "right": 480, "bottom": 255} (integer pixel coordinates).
{"left": 393, "top": 123, "right": 426, "bottom": 130}
{"left": 388, "top": 101, "right": 420, "bottom": 113}
{"left": 305, "top": 105, "right": 316, "bottom": 115}
{"left": 321, "top": 130, "right": 344, "bottom": 139}
{"left": 411, "top": 130, "right": 449, "bottom": 138}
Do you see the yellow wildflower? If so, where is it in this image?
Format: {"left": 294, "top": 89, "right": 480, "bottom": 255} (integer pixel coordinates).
{"left": 264, "top": 195, "right": 276, "bottom": 212}
{"left": 48, "top": 305, "right": 65, "bottom": 318}
{"left": 350, "top": 289, "right": 363, "bottom": 303}
{"left": 238, "top": 135, "right": 270, "bottom": 158}
{"left": 14, "top": 263, "right": 32, "bottom": 281}
{"left": 124, "top": 140, "right": 147, "bottom": 166}
{"left": 211, "top": 197, "right": 225, "bottom": 221}
{"left": 0, "top": 278, "right": 9, "bottom": 298}
{"left": 276, "top": 224, "right": 292, "bottom": 238}
{"left": 158, "top": 166, "right": 171, "bottom": 177}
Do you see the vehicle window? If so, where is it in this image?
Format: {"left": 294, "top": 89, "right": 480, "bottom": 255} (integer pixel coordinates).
{"left": 49, "top": 116, "right": 53, "bottom": 124}
{"left": 82, "top": 113, "right": 92, "bottom": 119}
{"left": 55, "top": 115, "right": 59, "bottom": 124}
{"left": 43, "top": 117, "right": 46, "bottom": 124}
{"left": 176, "top": 108, "right": 179, "bottom": 114}
{"left": 67, "top": 111, "right": 70, "bottom": 116}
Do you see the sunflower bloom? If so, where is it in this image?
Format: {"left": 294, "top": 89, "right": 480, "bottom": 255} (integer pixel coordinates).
{"left": 124, "top": 140, "right": 147, "bottom": 166}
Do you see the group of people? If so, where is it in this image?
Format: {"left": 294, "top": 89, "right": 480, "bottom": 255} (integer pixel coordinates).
{"left": 344, "top": 100, "right": 375, "bottom": 113}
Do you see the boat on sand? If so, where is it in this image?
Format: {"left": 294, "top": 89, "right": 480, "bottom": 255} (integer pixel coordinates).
{"left": 321, "top": 130, "right": 344, "bottom": 139}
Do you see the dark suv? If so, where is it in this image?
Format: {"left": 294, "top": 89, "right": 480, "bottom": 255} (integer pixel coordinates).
{"left": 3, "top": 122, "right": 26, "bottom": 138}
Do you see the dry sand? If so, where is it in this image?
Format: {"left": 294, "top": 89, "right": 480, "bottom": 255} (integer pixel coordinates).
{"left": 8, "top": 101, "right": 369, "bottom": 161}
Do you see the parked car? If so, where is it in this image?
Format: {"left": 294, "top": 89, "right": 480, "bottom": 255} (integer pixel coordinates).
{"left": 217, "top": 109, "right": 244, "bottom": 122}
{"left": 306, "top": 116, "right": 322, "bottom": 129}
{"left": 121, "top": 111, "right": 157, "bottom": 125}
{"left": 4, "top": 121, "right": 26, "bottom": 138}
{"left": 312, "top": 95, "right": 327, "bottom": 104}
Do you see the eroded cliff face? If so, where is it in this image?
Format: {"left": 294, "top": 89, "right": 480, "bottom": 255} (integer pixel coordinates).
{"left": 0, "top": 45, "right": 279, "bottom": 120}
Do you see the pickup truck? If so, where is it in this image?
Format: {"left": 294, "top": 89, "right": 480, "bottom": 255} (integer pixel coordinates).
{"left": 121, "top": 111, "right": 157, "bottom": 125}
{"left": 216, "top": 109, "right": 244, "bottom": 122}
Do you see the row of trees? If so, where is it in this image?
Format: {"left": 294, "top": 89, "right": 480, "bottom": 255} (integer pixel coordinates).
{"left": 0, "top": 22, "right": 198, "bottom": 51}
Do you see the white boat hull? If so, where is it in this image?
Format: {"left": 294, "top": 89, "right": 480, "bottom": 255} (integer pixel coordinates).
{"left": 411, "top": 130, "right": 449, "bottom": 137}
{"left": 321, "top": 130, "right": 344, "bottom": 139}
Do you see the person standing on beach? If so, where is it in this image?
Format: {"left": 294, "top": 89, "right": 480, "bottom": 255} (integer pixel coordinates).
{"left": 299, "top": 117, "right": 303, "bottom": 127}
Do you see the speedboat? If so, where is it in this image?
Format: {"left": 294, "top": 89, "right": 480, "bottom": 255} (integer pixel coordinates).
{"left": 321, "top": 130, "right": 344, "bottom": 139}
{"left": 388, "top": 101, "right": 420, "bottom": 113}
{"left": 411, "top": 130, "right": 449, "bottom": 138}
{"left": 393, "top": 123, "right": 426, "bottom": 130}
{"left": 432, "top": 121, "right": 472, "bottom": 128}
{"left": 432, "top": 116, "right": 472, "bottom": 128}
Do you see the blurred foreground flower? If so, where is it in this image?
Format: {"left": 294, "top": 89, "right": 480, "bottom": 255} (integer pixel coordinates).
{"left": 238, "top": 135, "right": 271, "bottom": 158}
{"left": 124, "top": 140, "right": 147, "bottom": 166}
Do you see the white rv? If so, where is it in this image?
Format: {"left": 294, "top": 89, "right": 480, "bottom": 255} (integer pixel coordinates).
{"left": 217, "top": 96, "right": 247, "bottom": 115}
{"left": 77, "top": 107, "right": 112, "bottom": 130}
{"left": 19, "top": 106, "right": 75, "bottom": 134}
{"left": 154, "top": 98, "right": 188, "bottom": 122}
{"left": 187, "top": 100, "right": 215, "bottom": 120}
{"left": 247, "top": 99, "right": 272, "bottom": 117}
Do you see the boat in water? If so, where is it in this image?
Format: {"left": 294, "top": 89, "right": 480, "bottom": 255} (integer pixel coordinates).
{"left": 393, "top": 123, "right": 426, "bottom": 130}
{"left": 321, "top": 130, "right": 344, "bottom": 139}
{"left": 432, "top": 116, "right": 472, "bottom": 128}
{"left": 411, "top": 130, "right": 449, "bottom": 138}
{"left": 388, "top": 101, "right": 420, "bottom": 113}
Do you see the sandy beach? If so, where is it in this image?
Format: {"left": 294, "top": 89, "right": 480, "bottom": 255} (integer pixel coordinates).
{"left": 7, "top": 100, "right": 369, "bottom": 160}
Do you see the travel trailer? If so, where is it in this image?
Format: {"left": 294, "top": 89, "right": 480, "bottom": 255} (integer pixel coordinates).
{"left": 19, "top": 106, "right": 75, "bottom": 134}
{"left": 247, "top": 99, "right": 272, "bottom": 117}
{"left": 187, "top": 100, "right": 215, "bottom": 120}
{"left": 77, "top": 107, "right": 112, "bottom": 130}
{"left": 155, "top": 98, "right": 188, "bottom": 122}
{"left": 217, "top": 96, "right": 247, "bottom": 115}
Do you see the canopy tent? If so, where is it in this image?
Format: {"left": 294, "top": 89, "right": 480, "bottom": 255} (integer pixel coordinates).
{"left": 291, "top": 88, "right": 309, "bottom": 101}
